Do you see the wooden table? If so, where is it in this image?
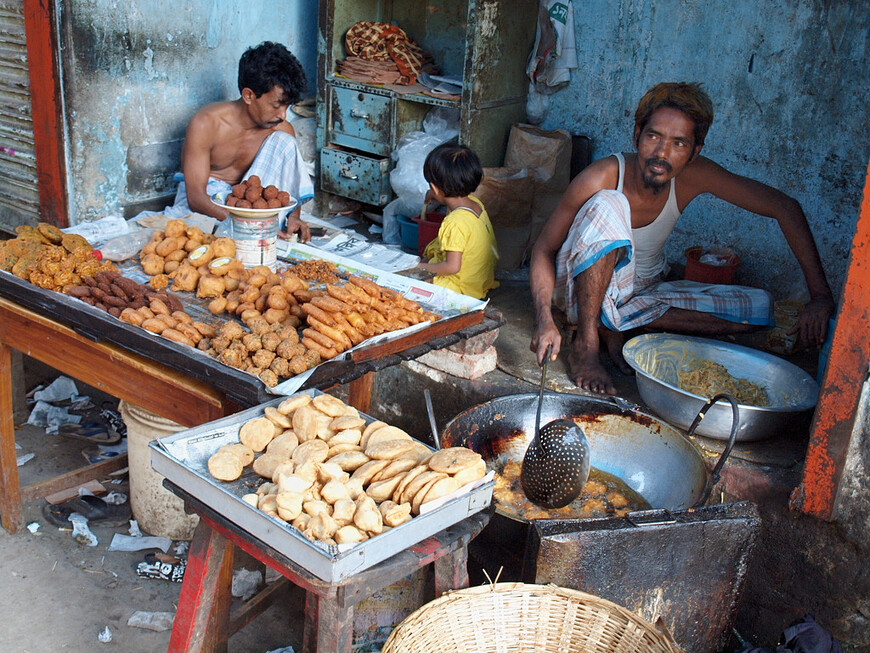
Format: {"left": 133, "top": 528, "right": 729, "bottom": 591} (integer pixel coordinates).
{"left": 167, "top": 482, "right": 491, "bottom": 653}
{"left": 0, "top": 293, "right": 503, "bottom": 533}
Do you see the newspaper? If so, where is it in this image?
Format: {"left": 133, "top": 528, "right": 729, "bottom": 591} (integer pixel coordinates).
{"left": 304, "top": 231, "right": 420, "bottom": 273}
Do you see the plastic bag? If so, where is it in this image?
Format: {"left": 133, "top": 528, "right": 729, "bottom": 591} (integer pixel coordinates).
{"left": 381, "top": 196, "right": 422, "bottom": 246}
{"left": 389, "top": 107, "right": 460, "bottom": 207}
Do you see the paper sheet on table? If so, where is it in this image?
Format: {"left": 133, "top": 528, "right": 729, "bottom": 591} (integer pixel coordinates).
{"left": 303, "top": 232, "right": 420, "bottom": 272}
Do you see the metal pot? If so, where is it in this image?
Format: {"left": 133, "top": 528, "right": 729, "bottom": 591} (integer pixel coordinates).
{"left": 622, "top": 333, "right": 818, "bottom": 441}
{"left": 441, "top": 393, "right": 735, "bottom": 520}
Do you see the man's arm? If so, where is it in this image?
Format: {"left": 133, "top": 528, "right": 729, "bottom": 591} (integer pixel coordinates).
{"left": 685, "top": 158, "right": 834, "bottom": 347}
{"left": 180, "top": 115, "right": 229, "bottom": 221}
{"left": 529, "top": 159, "right": 615, "bottom": 364}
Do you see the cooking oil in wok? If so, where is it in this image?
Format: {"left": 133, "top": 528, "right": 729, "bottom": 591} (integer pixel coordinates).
{"left": 492, "top": 461, "right": 651, "bottom": 521}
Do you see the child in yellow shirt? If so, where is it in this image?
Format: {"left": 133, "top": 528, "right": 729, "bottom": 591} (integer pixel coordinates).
{"left": 418, "top": 143, "right": 499, "bottom": 299}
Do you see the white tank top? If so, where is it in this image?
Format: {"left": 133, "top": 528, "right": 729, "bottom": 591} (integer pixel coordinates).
{"left": 614, "top": 152, "right": 681, "bottom": 278}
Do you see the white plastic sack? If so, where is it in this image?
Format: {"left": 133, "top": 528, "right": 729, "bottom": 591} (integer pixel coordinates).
{"left": 389, "top": 107, "right": 460, "bottom": 209}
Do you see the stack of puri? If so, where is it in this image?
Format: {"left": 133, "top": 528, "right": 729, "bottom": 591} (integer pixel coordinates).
{"left": 299, "top": 275, "right": 440, "bottom": 360}
{"left": 207, "top": 393, "right": 486, "bottom": 547}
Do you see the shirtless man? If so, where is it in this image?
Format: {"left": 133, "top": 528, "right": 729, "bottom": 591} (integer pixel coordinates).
{"left": 179, "top": 41, "right": 311, "bottom": 241}
{"left": 530, "top": 82, "right": 834, "bottom": 395}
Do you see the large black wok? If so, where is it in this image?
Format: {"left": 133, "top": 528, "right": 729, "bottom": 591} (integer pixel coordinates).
{"left": 441, "top": 393, "right": 735, "bottom": 519}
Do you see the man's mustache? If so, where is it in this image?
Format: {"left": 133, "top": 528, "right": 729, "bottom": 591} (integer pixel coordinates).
{"left": 645, "top": 158, "right": 672, "bottom": 173}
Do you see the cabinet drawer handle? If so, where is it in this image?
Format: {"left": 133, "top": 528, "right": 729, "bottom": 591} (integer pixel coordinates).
{"left": 350, "top": 108, "right": 370, "bottom": 120}
{"left": 340, "top": 170, "right": 359, "bottom": 181}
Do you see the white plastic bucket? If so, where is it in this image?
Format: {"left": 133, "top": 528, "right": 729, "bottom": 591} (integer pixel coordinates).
{"left": 120, "top": 400, "right": 199, "bottom": 540}
{"left": 231, "top": 214, "right": 279, "bottom": 270}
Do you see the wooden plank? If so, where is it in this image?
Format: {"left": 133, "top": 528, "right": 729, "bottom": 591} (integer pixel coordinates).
{"left": 0, "top": 343, "right": 23, "bottom": 532}
{"left": 434, "top": 546, "right": 469, "bottom": 596}
{"left": 792, "top": 158, "right": 870, "bottom": 519}
{"left": 350, "top": 311, "right": 484, "bottom": 363}
{"left": 228, "top": 578, "right": 291, "bottom": 636}
{"left": 346, "top": 372, "right": 373, "bottom": 414}
{"left": 168, "top": 521, "right": 234, "bottom": 653}
{"left": 0, "top": 297, "right": 229, "bottom": 427}
{"left": 20, "top": 456, "right": 129, "bottom": 505}
{"left": 23, "top": 0, "right": 68, "bottom": 227}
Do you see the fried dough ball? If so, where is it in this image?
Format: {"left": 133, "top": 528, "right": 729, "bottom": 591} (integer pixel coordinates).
{"left": 261, "top": 331, "right": 282, "bottom": 352}
{"left": 259, "top": 369, "right": 279, "bottom": 387}
{"left": 219, "top": 321, "right": 245, "bottom": 340}
{"left": 243, "top": 333, "right": 262, "bottom": 352}
{"left": 164, "top": 219, "right": 187, "bottom": 238}
{"left": 252, "top": 349, "right": 276, "bottom": 369}
{"left": 232, "top": 183, "right": 247, "bottom": 198}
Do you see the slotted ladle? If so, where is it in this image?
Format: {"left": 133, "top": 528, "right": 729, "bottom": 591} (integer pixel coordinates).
{"left": 520, "top": 345, "right": 591, "bottom": 509}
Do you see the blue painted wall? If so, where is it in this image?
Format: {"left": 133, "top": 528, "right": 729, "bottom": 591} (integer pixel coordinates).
{"left": 541, "top": 0, "right": 870, "bottom": 301}
{"left": 59, "top": 0, "right": 318, "bottom": 222}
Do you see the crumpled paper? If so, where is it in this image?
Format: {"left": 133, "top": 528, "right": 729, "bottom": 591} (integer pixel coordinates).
{"left": 26, "top": 400, "right": 81, "bottom": 434}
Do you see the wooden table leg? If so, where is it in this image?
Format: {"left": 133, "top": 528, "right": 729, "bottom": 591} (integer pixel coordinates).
{"left": 0, "top": 342, "right": 23, "bottom": 533}
{"left": 347, "top": 371, "right": 374, "bottom": 414}
{"left": 168, "top": 520, "right": 234, "bottom": 653}
{"left": 434, "top": 545, "right": 469, "bottom": 596}
{"left": 302, "top": 589, "right": 354, "bottom": 653}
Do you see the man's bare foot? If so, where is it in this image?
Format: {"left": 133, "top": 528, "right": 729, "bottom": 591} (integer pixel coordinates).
{"left": 599, "top": 327, "right": 632, "bottom": 375}
{"left": 568, "top": 347, "right": 617, "bottom": 395}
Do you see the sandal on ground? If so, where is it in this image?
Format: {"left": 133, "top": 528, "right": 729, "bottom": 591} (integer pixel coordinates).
{"left": 42, "top": 495, "right": 131, "bottom": 528}
{"left": 57, "top": 422, "right": 121, "bottom": 445}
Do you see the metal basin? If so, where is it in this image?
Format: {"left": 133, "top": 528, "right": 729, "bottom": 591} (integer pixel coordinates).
{"left": 622, "top": 333, "right": 819, "bottom": 441}
{"left": 440, "top": 393, "right": 713, "bottom": 517}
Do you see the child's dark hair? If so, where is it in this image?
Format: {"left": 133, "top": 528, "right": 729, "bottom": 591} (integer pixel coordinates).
{"left": 238, "top": 42, "right": 307, "bottom": 106}
{"left": 423, "top": 143, "right": 483, "bottom": 197}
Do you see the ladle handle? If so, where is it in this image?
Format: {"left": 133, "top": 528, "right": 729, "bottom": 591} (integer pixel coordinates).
{"left": 424, "top": 389, "right": 441, "bottom": 450}
{"left": 688, "top": 393, "right": 740, "bottom": 505}
{"left": 535, "top": 345, "right": 553, "bottom": 438}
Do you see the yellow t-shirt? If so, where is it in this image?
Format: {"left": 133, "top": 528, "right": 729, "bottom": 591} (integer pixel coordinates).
{"left": 424, "top": 195, "right": 499, "bottom": 299}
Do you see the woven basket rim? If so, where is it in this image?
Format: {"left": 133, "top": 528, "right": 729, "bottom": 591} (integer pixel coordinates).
{"left": 381, "top": 582, "right": 679, "bottom": 653}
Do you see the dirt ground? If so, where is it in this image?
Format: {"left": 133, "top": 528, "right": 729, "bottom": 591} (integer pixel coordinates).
{"left": 1, "top": 361, "right": 305, "bottom": 653}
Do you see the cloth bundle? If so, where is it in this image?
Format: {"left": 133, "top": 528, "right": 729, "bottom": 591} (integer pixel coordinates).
{"left": 342, "top": 21, "right": 433, "bottom": 85}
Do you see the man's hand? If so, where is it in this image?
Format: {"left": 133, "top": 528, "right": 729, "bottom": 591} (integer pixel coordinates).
{"left": 788, "top": 296, "right": 834, "bottom": 349}
{"left": 530, "top": 318, "right": 562, "bottom": 366}
{"left": 278, "top": 212, "right": 311, "bottom": 243}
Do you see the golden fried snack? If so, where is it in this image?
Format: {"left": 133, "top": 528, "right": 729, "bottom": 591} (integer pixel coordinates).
{"left": 239, "top": 417, "right": 278, "bottom": 452}
{"left": 371, "top": 457, "right": 418, "bottom": 483}
{"left": 366, "top": 426, "right": 413, "bottom": 449}
{"left": 328, "top": 429, "right": 363, "bottom": 447}
{"left": 428, "top": 447, "right": 482, "bottom": 475}
{"left": 350, "top": 459, "right": 391, "bottom": 485}
{"left": 393, "top": 465, "right": 429, "bottom": 503}
{"left": 333, "top": 524, "right": 367, "bottom": 544}
{"left": 452, "top": 459, "right": 487, "bottom": 486}
{"left": 329, "top": 450, "right": 370, "bottom": 472}
{"left": 312, "top": 394, "right": 347, "bottom": 417}
{"left": 208, "top": 451, "right": 244, "bottom": 481}
{"left": 301, "top": 301, "right": 338, "bottom": 326}
{"left": 300, "top": 336, "right": 339, "bottom": 361}
{"left": 292, "top": 404, "right": 321, "bottom": 442}
{"left": 307, "top": 316, "right": 352, "bottom": 350}
{"left": 218, "top": 443, "right": 255, "bottom": 467}
{"left": 266, "top": 431, "right": 299, "bottom": 458}
{"left": 348, "top": 275, "right": 381, "bottom": 297}
{"left": 277, "top": 393, "right": 312, "bottom": 416}
{"left": 366, "top": 474, "right": 406, "bottom": 503}
{"left": 301, "top": 327, "right": 343, "bottom": 353}
{"left": 264, "top": 406, "right": 292, "bottom": 430}
{"left": 291, "top": 439, "right": 330, "bottom": 465}
{"left": 400, "top": 471, "right": 446, "bottom": 506}
{"left": 311, "top": 295, "right": 353, "bottom": 315}
{"left": 37, "top": 222, "right": 64, "bottom": 243}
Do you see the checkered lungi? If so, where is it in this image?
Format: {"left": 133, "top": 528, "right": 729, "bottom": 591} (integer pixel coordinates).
{"left": 165, "top": 131, "right": 314, "bottom": 231}
{"left": 553, "top": 190, "right": 774, "bottom": 331}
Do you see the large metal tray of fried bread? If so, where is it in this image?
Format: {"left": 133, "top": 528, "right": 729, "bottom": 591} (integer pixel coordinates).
{"left": 0, "top": 262, "right": 489, "bottom": 407}
{"left": 149, "top": 389, "right": 495, "bottom": 583}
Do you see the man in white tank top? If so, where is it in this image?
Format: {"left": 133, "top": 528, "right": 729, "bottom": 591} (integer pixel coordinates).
{"left": 530, "top": 82, "right": 833, "bottom": 395}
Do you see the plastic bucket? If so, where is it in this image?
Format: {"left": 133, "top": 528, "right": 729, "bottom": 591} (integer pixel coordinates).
{"left": 413, "top": 212, "right": 446, "bottom": 257}
{"left": 684, "top": 246, "right": 739, "bottom": 284}
{"left": 397, "top": 214, "right": 419, "bottom": 252}
{"left": 231, "top": 214, "right": 279, "bottom": 270}
{"left": 120, "top": 400, "right": 199, "bottom": 540}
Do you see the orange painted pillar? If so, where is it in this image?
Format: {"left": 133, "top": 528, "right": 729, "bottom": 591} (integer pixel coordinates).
{"left": 23, "top": 0, "right": 68, "bottom": 227}
{"left": 791, "top": 158, "right": 870, "bottom": 519}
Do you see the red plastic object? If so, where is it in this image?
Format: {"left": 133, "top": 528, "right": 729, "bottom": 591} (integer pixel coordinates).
{"left": 684, "top": 246, "right": 739, "bottom": 284}
{"left": 413, "top": 212, "right": 446, "bottom": 257}
{"left": 91, "top": 249, "right": 103, "bottom": 261}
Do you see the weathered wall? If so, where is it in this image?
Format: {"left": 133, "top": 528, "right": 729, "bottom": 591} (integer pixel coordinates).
{"left": 57, "top": 0, "right": 318, "bottom": 223}
{"left": 542, "top": 0, "right": 870, "bottom": 302}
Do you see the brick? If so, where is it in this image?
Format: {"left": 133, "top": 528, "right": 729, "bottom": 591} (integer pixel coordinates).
{"left": 417, "top": 346, "right": 497, "bottom": 380}
{"left": 447, "top": 330, "right": 500, "bottom": 355}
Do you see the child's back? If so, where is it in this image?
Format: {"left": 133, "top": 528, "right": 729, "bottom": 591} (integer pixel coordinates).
{"left": 425, "top": 194, "right": 498, "bottom": 299}
{"left": 418, "top": 143, "right": 499, "bottom": 300}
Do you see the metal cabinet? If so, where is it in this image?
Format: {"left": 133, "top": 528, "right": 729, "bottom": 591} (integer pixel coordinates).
{"left": 316, "top": 0, "right": 536, "bottom": 207}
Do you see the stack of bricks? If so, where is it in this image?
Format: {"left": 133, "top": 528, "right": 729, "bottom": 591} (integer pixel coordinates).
{"left": 416, "top": 329, "right": 499, "bottom": 380}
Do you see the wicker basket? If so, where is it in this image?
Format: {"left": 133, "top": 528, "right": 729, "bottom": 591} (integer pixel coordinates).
{"left": 381, "top": 583, "right": 678, "bottom": 653}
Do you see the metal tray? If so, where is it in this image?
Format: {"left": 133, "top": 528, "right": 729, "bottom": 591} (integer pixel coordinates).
{"left": 149, "top": 389, "right": 494, "bottom": 583}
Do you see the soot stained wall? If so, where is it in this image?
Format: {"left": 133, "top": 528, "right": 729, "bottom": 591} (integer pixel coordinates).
{"left": 58, "top": 0, "right": 318, "bottom": 223}
{"left": 541, "top": 0, "right": 870, "bottom": 301}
